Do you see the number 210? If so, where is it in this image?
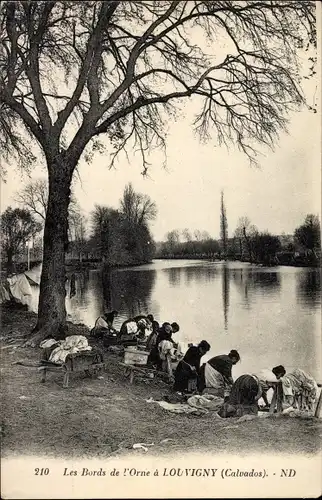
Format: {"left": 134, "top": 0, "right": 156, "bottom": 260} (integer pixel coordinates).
{"left": 34, "top": 468, "right": 49, "bottom": 475}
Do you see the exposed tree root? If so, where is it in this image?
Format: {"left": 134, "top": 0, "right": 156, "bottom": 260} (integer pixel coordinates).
{"left": 24, "top": 322, "right": 66, "bottom": 348}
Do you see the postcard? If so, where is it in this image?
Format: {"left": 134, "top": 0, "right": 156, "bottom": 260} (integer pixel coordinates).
{"left": 1, "top": 1, "right": 321, "bottom": 498}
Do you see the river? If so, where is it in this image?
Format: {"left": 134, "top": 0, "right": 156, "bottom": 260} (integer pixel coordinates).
{"left": 29, "top": 260, "right": 321, "bottom": 381}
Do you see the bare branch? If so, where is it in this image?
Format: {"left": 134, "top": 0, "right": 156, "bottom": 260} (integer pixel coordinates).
{"left": 52, "top": 1, "right": 120, "bottom": 137}
{"left": 1, "top": 94, "right": 45, "bottom": 146}
{"left": 23, "top": 2, "right": 55, "bottom": 136}
{"left": 0, "top": 0, "right": 316, "bottom": 172}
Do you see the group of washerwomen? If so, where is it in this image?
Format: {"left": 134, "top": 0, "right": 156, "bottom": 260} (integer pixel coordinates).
{"left": 92, "top": 310, "right": 180, "bottom": 362}
{"left": 91, "top": 310, "right": 179, "bottom": 350}
{"left": 92, "top": 310, "right": 319, "bottom": 418}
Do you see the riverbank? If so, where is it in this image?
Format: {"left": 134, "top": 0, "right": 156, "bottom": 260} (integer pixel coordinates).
{"left": 154, "top": 255, "right": 321, "bottom": 268}
{"left": 1, "top": 257, "right": 156, "bottom": 278}
{"left": 1, "top": 304, "right": 321, "bottom": 459}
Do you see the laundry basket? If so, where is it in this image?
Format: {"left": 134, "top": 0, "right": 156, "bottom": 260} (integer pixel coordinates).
{"left": 124, "top": 347, "right": 149, "bottom": 366}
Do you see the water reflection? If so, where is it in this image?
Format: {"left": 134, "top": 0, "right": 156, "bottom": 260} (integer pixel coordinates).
{"left": 66, "top": 270, "right": 104, "bottom": 325}
{"left": 32, "top": 260, "right": 321, "bottom": 380}
{"left": 249, "top": 270, "right": 281, "bottom": 291}
{"left": 222, "top": 265, "right": 230, "bottom": 330}
{"left": 110, "top": 268, "right": 156, "bottom": 318}
{"left": 183, "top": 266, "right": 218, "bottom": 283}
{"left": 296, "top": 269, "right": 321, "bottom": 308}
{"left": 230, "top": 268, "right": 281, "bottom": 308}
{"left": 162, "top": 265, "right": 218, "bottom": 287}
{"left": 164, "top": 266, "right": 182, "bottom": 287}
{"left": 65, "top": 267, "right": 157, "bottom": 326}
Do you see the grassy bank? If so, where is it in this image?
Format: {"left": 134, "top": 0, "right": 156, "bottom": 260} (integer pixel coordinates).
{"left": 1, "top": 304, "right": 321, "bottom": 459}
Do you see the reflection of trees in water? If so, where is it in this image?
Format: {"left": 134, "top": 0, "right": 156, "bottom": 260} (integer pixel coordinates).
{"left": 230, "top": 269, "right": 251, "bottom": 309}
{"left": 161, "top": 265, "right": 218, "bottom": 287}
{"left": 77, "top": 269, "right": 88, "bottom": 297}
{"left": 65, "top": 269, "right": 104, "bottom": 325}
{"left": 164, "top": 263, "right": 229, "bottom": 328}
{"left": 296, "top": 270, "right": 321, "bottom": 307}
{"left": 230, "top": 267, "right": 281, "bottom": 306}
{"left": 163, "top": 266, "right": 182, "bottom": 287}
{"left": 183, "top": 266, "right": 218, "bottom": 286}
{"left": 108, "top": 268, "right": 157, "bottom": 317}
{"left": 222, "top": 265, "right": 230, "bottom": 330}
{"left": 66, "top": 268, "right": 91, "bottom": 303}
{"left": 65, "top": 267, "right": 156, "bottom": 321}
{"left": 248, "top": 270, "right": 280, "bottom": 291}
{"left": 102, "top": 268, "right": 113, "bottom": 309}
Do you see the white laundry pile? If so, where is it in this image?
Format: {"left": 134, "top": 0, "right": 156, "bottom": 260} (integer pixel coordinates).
{"left": 39, "top": 339, "right": 60, "bottom": 349}
{"left": 45, "top": 335, "right": 92, "bottom": 364}
{"left": 187, "top": 394, "right": 224, "bottom": 412}
{"left": 152, "top": 399, "right": 205, "bottom": 415}
{"left": 146, "top": 397, "right": 209, "bottom": 415}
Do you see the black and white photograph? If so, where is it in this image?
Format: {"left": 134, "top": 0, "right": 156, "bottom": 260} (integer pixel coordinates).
{"left": 0, "top": 1, "right": 321, "bottom": 498}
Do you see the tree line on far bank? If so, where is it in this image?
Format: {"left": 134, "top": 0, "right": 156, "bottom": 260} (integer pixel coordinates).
{"left": 1, "top": 179, "right": 320, "bottom": 271}
{"left": 157, "top": 214, "right": 321, "bottom": 266}
{"left": 0, "top": 182, "right": 156, "bottom": 272}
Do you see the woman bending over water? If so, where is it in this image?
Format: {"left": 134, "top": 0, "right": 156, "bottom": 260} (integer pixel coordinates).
{"left": 273, "top": 366, "right": 318, "bottom": 412}
{"left": 198, "top": 349, "right": 240, "bottom": 396}
{"left": 173, "top": 340, "right": 211, "bottom": 394}
{"left": 218, "top": 374, "right": 262, "bottom": 418}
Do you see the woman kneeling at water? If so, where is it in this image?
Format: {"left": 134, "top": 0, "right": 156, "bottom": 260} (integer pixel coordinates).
{"left": 198, "top": 350, "right": 240, "bottom": 397}
{"left": 274, "top": 366, "right": 318, "bottom": 412}
{"left": 173, "top": 340, "right": 211, "bottom": 394}
{"left": 218, "top": 374, "right": 262, "bottom": 418}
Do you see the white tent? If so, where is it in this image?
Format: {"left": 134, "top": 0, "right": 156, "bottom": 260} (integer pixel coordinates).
{"left": 24, "top": 265, "right": 42, "bottom": 286}
{"left": 6, "top": 273, "right": 33, "bottom": 307}
{"left": 0, "top": 265, "right": 41, "bottom": 311}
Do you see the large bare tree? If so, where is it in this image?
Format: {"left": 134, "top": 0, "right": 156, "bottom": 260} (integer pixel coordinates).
{"left": 0, "top": 1, "right": 316, "bottom": 343}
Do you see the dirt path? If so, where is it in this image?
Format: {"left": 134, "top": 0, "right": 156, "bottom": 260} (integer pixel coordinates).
{"left": 1, "top": 304, "right": 321, "bottom": 459}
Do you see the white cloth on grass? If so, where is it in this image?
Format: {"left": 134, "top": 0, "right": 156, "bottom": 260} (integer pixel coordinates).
{"left": 40, "top": 339, "right": 59, "bottom": 349}
{"left": 49, "top": 335, "right": 92, "bottom": 364}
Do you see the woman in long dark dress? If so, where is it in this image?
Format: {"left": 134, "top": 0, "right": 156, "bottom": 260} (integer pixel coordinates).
{"left": 147, "top": 322, "right": 174, "bottom": 369}
{"left": 173, "top": 340, "right": 210, "bottom": 393}
{"left": 198, "top": 349, "right": 240, "bottom": 396}
{"left": 218, "top": 374, "right": 262, "bottom": 418}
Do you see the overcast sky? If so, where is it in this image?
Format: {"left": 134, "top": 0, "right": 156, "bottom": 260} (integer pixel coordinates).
{"left": 1, "top": 98, "right": 320, "bottom": 243}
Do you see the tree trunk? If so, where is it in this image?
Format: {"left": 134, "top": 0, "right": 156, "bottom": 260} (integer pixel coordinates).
{"left": 238, "top": 238, "right": 243, "bottom": 257}
{"left": 243, "top": 228, "right": 253, "bottom": 263}
{"left": 26, "top": 161, "right": 73, "bottom": 346}
{"left": 6, "top": 249, "right": 14, "bottom": 275}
